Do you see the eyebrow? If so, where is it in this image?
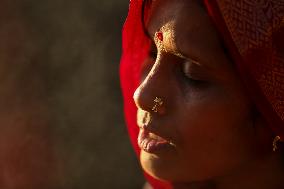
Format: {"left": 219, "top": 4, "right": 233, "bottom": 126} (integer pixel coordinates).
{"left": 146, "top": 25, "right": 203, "bottom": 66}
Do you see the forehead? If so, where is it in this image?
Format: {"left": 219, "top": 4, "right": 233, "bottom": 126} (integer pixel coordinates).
{"left": 147, "top": 0, "right": 207, "bottom": 39}
{"left": 147, "top": 0, "right": 222, "bottom": 65}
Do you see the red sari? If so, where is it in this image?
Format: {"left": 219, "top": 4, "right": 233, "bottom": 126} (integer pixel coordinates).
{"left": 120, "top": 0, "right": 284, "bottom": 188}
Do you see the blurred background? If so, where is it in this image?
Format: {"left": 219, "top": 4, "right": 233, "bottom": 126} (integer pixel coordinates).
{"left": 0, "top": 0, "right": 144, "bottom": 188}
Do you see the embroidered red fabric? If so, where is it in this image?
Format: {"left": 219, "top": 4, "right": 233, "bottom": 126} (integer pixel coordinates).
{"left": 205, "top": 0, "right": 284, "bottom": 139}
{"left": 120, "top": 0, "right": 284, "bottom": 188}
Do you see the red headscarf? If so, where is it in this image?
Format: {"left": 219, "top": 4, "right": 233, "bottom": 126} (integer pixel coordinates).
{"left": 120, "top": 0, "right": 284, "bottom": 188}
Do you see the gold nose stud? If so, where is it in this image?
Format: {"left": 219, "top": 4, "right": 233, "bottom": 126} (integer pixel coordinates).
{"left": 152, "top": 97, "right": 163, "bottom": 113}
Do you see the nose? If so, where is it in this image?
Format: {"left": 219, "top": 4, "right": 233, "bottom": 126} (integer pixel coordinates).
{"left": 133, "top": 61, "right": 168, "bottom": 114}
{"left": 134, "top": 83, "right": 161, "bottom": 113}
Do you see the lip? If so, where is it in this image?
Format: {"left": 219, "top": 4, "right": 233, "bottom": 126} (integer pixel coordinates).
{"left": 138, "top": 129, "right": 174, "bottom": 153}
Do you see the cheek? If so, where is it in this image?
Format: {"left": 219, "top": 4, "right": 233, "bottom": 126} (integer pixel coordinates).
{"left": 168, "top": 87, "right": 258, "bottom": 180}
{"left": 176, "top": 100, "right": 234, "bottom": 153}
{"left": 175, "top": 86, "right": 255, "bottom": 161}
{"left": 177, "top": 84, "right": 252, "bottom": 139}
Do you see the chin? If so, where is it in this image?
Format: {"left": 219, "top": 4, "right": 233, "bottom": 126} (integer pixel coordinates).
{"left": 140, "top": 150, "right": 220, "bottom": 183}
{"left": 140, "top": 150, "right": 186, "bottom": 182}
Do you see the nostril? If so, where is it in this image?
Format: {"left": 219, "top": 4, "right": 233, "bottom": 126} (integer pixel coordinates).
{"left": 142, "top": 111, "right": 152, "bottom": 126}
{"left": 137, "top": 109, "right": 152, "bottom": 129}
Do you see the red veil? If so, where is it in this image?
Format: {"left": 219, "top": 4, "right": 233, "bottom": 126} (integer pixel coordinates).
{"left": 120, "top": 0, "right": 284, "bottom": 188}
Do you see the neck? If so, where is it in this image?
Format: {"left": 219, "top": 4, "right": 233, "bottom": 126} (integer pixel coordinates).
{"left": 173, "top": 152, "right": 284, "bottom": 189}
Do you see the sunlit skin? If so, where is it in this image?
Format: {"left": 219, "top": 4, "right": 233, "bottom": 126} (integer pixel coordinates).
{"left": 133, "top": 0, "right": 284, "bottom": 188}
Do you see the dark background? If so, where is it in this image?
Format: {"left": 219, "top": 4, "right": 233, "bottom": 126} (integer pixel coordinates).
{"left": 0, "top": 0, "right": 144, "bottom": 188}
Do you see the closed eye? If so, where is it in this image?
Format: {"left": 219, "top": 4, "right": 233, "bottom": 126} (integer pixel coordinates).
{"left": 180, "top": 59, "right": 209, "bottom": 87}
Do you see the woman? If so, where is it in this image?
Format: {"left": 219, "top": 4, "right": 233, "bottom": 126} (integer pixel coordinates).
{"left": 120, "top": 0, "right": 284, "bottom": 188}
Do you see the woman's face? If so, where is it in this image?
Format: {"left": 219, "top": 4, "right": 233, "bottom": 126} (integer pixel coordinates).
{"left": 134, "top": 0, "right": 273, "bottom": 183}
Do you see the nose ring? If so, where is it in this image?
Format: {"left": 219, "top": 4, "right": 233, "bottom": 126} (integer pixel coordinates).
{"left": 152, "top": 97, "right": 164, "bottom": 113}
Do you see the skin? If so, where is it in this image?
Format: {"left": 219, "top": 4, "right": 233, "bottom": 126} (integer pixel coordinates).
{"left": 133, "top": 0, "right": 284, "bottom": 188}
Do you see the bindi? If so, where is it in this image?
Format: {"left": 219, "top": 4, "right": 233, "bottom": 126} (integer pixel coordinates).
{"left": 156, "top": 31, "right": 163, "bottom": 41}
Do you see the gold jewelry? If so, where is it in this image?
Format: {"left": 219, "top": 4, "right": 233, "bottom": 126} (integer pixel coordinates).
{"left": 273, "top": 136, "right": 281, "bottom": 152}
{"left": 152, "top": 97, "right": 163, "bottom": 113}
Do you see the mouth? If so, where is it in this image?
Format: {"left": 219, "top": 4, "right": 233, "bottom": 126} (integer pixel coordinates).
{"left": 138, "top": 129, "right": 175, "bottom": 153}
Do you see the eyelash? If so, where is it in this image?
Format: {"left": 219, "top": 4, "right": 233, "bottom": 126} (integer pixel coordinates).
{"left": 148, "top": 45, "right": 204, "bottom": 86}
{"left": 180, "top": 61, "right": 204, "bottom": 86}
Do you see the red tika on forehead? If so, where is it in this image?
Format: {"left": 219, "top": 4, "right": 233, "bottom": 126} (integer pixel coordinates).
{"left": 156, "top": 31, "right": 163, "bottom": 41}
